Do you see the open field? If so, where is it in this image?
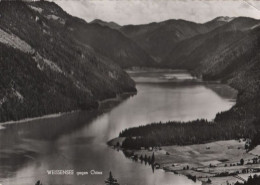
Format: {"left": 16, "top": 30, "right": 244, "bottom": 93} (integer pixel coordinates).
{"left": 200, "top": 172, "right": 260, "bottom": 185}
{"left": 249, "top": 146, "right": 260, "bottom": 156}
{"left": 109, "top": 139, "right": 260, "bottom": 184}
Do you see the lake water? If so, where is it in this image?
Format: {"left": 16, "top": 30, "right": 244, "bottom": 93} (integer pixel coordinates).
{"left": 0, "top": 70, "right": 236, "bottom": 185}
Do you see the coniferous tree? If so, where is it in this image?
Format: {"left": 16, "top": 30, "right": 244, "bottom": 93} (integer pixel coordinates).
{"left": 35, "top": 180, "right": 43, "bottom": 185}
{"left": 105, "top": 171, "right": 119, "bottom": 185}
{"left": 240, "top": 158, "right": 244, "bottom": 165}
{"left": 140, "top": 155, "right": 143, "bottom": 161}
{"left": 151, "top": 152, "right": 155, "bottom": 164}
{"left": 144, "top": 154, "right": 148, "bottom": 165}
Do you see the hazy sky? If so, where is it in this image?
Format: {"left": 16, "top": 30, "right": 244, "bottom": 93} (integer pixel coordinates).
{"left": 55, "top": 0, "right": 260, "bottom": 25}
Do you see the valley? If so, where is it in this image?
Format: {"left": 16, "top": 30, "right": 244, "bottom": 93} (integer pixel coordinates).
{"left": 1, "top": 1, "right": 260, "bottom": 185}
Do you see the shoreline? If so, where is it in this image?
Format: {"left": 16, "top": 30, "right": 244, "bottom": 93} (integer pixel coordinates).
{"left": 0, "top": 110, "right": 79, "bottom": 130}
{"left": 0, "top": 91, "right": 136, "bottom": 130}
{"left": 108, "top": 138, "right": 260, "bottom": 185}
{"left": 127, "top": 68, "right": 238, "bottom": 100}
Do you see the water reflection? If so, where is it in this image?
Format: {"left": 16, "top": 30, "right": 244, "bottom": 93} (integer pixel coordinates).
{"left": 0, "top": 71, "right": 236, "bottom": 185}
{"left": 0, "top": 95, "right": 130, "bottom": 181}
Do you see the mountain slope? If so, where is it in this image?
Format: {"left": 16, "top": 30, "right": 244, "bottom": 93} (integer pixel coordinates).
{"left": 120, "top": 18, "right": 227, "bottom": 62}
{"left": 30, "top": 1, "right": 156, "bottom": 68}
{"left": 0, "top": 1, "right": 136, "bottom": 122}
{"left": 91, "top": 19, "right": 121, "bottom": 30}
{"left": 162, "top": 17, "right": 260, "bottom": 77}
{"left": 67, "top": 20, "right": 156, "bottom": 68}
{"left": 162, "top": 17, "right": 260, "bottom": 122}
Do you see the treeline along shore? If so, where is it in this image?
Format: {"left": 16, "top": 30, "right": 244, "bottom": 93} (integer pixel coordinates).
{"left": 119, "top": 119, "right": 255, "bottom": 149}
{"left": 117, "top": 74, "right": 260, "bottom": 150}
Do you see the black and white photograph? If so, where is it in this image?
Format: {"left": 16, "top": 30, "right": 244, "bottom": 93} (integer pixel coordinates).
{"left": 1, "top": 0, "right": 260, "bottom": 185}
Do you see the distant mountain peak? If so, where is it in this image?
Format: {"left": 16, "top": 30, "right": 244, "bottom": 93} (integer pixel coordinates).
{"left": 91, "top": 19, "right": 121, "bottom": 29}
{"left": 91, "top": 19, "right": 104, "bottom": 23}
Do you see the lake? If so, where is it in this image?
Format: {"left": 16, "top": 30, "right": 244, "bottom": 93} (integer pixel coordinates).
{"left": 0, "top": 70, "right": 236, "bottom": 185}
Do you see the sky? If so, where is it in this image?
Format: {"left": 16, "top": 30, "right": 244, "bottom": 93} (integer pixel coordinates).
{"left": 55, "top": 0, "right": 260, "bottom": 25}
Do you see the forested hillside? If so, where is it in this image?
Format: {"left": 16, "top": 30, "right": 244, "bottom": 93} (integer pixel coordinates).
{"left": 162, "top": 17, "right": 260, "bottom": 75}
{"left": 119, "top": 17, "right": 228, "bottom": 62}
{"left": 0, "top": 1, "right": 137, "bottom": 122}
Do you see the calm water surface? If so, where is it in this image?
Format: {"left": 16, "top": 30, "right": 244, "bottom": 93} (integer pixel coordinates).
{"left": 0, "top": 70, "right": 236, "bottom": 185}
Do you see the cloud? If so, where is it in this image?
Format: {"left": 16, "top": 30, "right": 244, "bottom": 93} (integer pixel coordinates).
{"left": 55, "top": 0, "right": 260, "bottom": 25}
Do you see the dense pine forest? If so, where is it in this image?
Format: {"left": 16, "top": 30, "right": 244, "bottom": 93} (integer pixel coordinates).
{"left": 120, "top": 119, "right": 256, "bottom": 149}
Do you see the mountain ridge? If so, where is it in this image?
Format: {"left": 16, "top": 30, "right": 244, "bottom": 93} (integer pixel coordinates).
{"left": 162, "top": 17, "right": 260, "bottom": 74}
{"left": 0, "top": 1, "right": 137, "bottom": 122}
{"left": 119, "top": 17, "right": 230, "bottom": 62}
{"left": 91, "top": 19, "right": 121, "bottom": 30}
